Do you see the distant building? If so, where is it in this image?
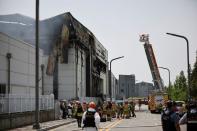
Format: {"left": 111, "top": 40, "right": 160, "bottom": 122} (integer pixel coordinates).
{"left": 119, "top": 75, "right": 136, "bottom": 99}
{"left": 135, "top": 82, "right": 154, "bottom": 97}
{"left": 109, "top": 71, "right": 118, "bottom": 100}
{"left": 0, "top": 32, "right": 43, "bottom": 95}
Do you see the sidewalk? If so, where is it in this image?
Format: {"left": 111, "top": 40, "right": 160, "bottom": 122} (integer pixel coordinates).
{"left": 8, "top": 118, "right": 76, "bottom": 131}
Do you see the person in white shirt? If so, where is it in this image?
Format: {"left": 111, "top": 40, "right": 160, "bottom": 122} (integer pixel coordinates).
{"left": 81, "top": 102, "right": 100, "bottom": 131}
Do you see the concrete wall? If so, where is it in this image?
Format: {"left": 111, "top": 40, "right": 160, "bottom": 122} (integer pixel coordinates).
{"left": 110, "top": 72, "right": 118, "bottom": 99}
{"left": 95, "top": 37, "right": 108, "bottom": 97}
{"left": 45, "top": 47, "right": 86, "bottom": 100}
{"left": 0, "top": 32, "right": 43, "bottom": 95}
{"left": 43, "top": 56, "right": 53, "bottom": 95}
{"left": 100, "top": 72, "right": 107, "bottom": 95}
{"left": 0, "top": 110, "right": 54, "bottom": 130}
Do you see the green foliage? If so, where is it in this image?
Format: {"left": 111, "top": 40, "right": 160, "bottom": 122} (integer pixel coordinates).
{"left": 170, "top": 71, "right": 187, "bottom": 101}
{"left": 169, "top": 51, "right": 197, "bottom": 100}
{"left": 191, "top": 52, "right": 197, "bottom": 98}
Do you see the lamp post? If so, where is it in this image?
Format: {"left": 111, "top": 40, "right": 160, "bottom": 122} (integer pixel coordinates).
{"left": 33, "top": 0, "right": 40, "bottom": 129}
{"left": 166, "top": 32, "right": 191, "bottom": 100}
{"left": 158, "top": 66, "right": 171, "bottom": 95}
{"left": 109, "top": 56, "right": 124, "bottom": 101}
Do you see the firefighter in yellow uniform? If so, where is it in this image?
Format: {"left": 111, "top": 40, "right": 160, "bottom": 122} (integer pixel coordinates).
{"left": 106, "top": 101, "right": 112, "bottom": 121}
{"left": 123, "top": 101, "right": 130, "bottom": 119}
{"left": 102, "top": 101, "right": 107, "bottom": 121}
{"left": 75, "top": 101, "right": 84, "bottom": 127}
{"left": 111, "top": 102, "right": 117, "bottom": 118}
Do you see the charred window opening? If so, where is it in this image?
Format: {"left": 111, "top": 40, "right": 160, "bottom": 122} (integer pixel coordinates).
{"left": 0, "top": 84, "right": 6, "bottom": 94}
{"left": 93, "top": 58, "right": 106, "bottom": 75}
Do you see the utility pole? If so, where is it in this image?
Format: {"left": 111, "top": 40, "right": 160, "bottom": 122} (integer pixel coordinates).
{"left": 33, "top": 0, "right": 40, "bottom": 129}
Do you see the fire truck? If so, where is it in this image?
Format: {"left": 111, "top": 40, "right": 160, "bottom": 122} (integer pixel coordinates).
{"left": 139, "top": 34, "right": 169, "bottom": 113}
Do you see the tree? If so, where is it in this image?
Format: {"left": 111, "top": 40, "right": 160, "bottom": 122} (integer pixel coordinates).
{"left": 191, "top": 51, "right": 197, "bottom": 98}
{"left": 170, "top": 71, "right": 187, "bottom": 101}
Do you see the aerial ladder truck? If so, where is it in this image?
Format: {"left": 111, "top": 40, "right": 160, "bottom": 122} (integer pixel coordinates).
{"left": 139, "top": 34, "right": 168, "bottom": 113}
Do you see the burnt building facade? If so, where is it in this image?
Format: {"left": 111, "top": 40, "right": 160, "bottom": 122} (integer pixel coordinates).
{"left": 42, "top": 13, "right": 108, "bottom": 100}
{"left": 0, "top": 12, "right": 108, "bottom": 100}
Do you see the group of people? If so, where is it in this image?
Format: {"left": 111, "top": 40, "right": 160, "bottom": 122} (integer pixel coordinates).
{"left": 59, "top": 100, "right": 100, "bottom": 130}
{"left": 99, "top": 101, "right": 136, "bottom": 121}
{"left": 161, "top": 100, "right": 197, "bottom": 131}
{"left": 59, "top": 100, "right": 98, "bottom": 130}
{"left": 59, "top": 100, "right": 137, "bottom": 130}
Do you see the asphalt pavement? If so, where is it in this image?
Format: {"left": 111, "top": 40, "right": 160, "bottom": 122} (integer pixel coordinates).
{"left": 11, "top": 105, "right": 186, "bottom": 131}
{"left": 49, "top": 105, "right": 186, "bottom": 131}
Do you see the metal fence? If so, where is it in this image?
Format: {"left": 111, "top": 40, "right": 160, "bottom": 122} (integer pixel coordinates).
{"left": 0, "top": 94, "right": 54, "bottom": 114}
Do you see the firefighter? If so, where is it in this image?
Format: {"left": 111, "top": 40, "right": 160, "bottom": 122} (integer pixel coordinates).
{"left": 82, "top": 101, "right": 100, "bottom": 131}
{"left": 72, "top": 101, "right": 78, "bottom": 118}
{"left": 111, "top": 102, "right": 117, "bottom": 118}
{"left": 106, "top": 101, "right": 112, "bottom": 121}
{"left": 123, "top": 101, "right": 130, "bottom": 119}
{"left": 138, "top": 99, "right": 142, "bottom": 111}
{"left": 76, "top": 101, "right": 83, "bottom": 127}
{"left": 130, "top": 101, "right": 136, "bottom": 117}
{"left": 102, "top": 101, "right": 107, "bottom": 121}
{"left": 82, "top": 101, "right": 88, "bottom": 112}
{"left": 179, "top": 101, "right": 197, "bottom": 131}
{"left": 161, "top": 101, "right": 180, "bottom": 131}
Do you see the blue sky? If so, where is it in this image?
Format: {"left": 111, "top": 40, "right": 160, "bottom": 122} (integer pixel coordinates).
{"left": 0, "top": 0, "right": 197, "bottom": 85}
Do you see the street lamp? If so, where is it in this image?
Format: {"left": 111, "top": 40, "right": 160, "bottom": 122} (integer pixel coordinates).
{"left": 166, "top": 32, "right": 191, "bottom": 100}
{"left": 33, "top": 0, "right": 40, "bottom": 129}
{"left": 109, "top": 56, "right": 124, "bottom": 101}
{"left": 158, "top": 67, "right": 171, "bottom": 93}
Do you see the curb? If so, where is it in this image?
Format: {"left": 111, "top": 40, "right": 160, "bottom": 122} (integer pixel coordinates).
{"left": 38, "top": 119, "right": 76, "bottom": 131}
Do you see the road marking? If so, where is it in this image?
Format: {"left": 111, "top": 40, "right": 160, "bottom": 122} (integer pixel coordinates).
{"left": 106, "top": 119, "right": 123, "bottom": 131}
{"left": 99, "top": 119, "right": 119, "bottom": 131}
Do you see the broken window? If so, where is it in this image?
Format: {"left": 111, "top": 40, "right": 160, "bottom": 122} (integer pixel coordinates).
{"left": 0, "top": 84, "right": 6, "bottom": 94}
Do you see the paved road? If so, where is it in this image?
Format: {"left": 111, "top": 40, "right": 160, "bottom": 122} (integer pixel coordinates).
{"left": 50, "top": 105, "right": 186, "bottom": 131}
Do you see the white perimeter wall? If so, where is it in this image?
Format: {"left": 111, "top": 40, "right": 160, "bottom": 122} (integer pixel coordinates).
{"left": 0, "top": 33, "right": 43, "bottom": 95}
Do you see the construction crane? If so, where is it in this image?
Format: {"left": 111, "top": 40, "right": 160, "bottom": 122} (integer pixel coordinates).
{"left": 139, "top": 34, "right": 164, "bottom": 91}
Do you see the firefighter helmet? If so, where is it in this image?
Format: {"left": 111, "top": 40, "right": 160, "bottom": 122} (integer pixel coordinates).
{"left": 89, "top": 101, "right": 96, "bottom": 109}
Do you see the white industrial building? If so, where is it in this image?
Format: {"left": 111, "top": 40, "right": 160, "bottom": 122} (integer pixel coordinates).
{"left": 0, "top": 32, "right": 43, "bottom": 95}
{"left": 40, "top": 13, "right": 108, "bottom": 100}
{"left": 0, "top": 12, "right": 108, "bottom": 101}
{"left": 42, "top": 47, "right": 87, "bottom": 100}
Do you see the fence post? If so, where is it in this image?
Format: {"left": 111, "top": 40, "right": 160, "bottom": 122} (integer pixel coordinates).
{"left": 30, "top": 95, "right": 32, "bottom": 111}
{"left": 8, "top": 94, "right": 10, "bottom": 113}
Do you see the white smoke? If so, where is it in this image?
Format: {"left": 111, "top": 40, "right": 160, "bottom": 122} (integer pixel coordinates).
{"left": 0, "top": 20, "right": 32, "bottom": 26}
